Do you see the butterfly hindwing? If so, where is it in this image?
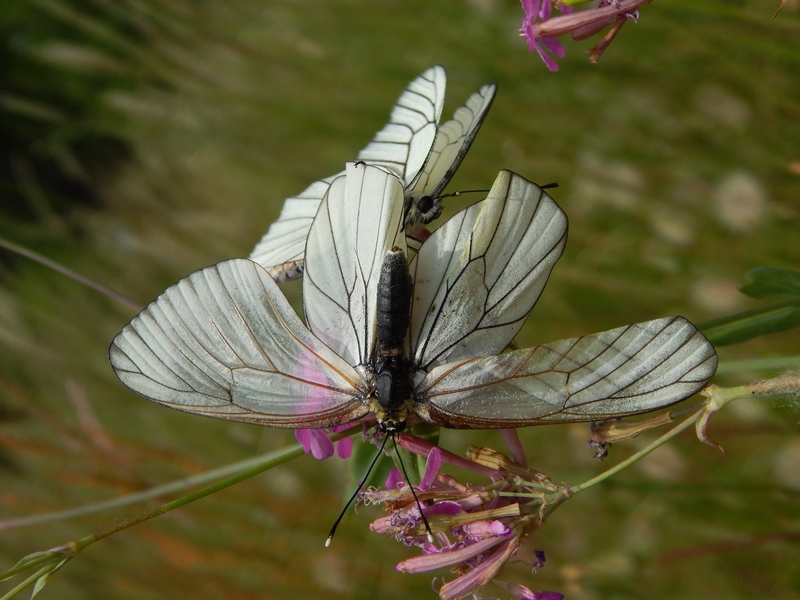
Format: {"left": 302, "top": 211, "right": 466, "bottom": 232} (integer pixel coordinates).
{"left": 408, "top": 82, "right": 497, "bottom": 201}
{"left": 250, "top": 66, "right": 494, "bottom": 283}
{"left": 416, "top": 316, "right": 718, "bottom": 429}
{"left": 356, "top": 65, "right": 445, "bottom": 186}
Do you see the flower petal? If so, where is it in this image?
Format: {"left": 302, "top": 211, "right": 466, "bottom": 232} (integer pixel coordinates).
{"left": 535, "top": 37, "right": 565, "bottom": 72}
{"left": 385, "top": 467, "right": 405, "bottom": 490}
{"left": 336, "top": 436, "right": 353, "bottom": 459}
{"left": 438, "top": 537, "right": 520, "bottom": 600}
{"left": 420, "top": 447, "right": 442, "bottom": 490}
{"left": 295, "top": 428, "right": 334, "bottom": 460}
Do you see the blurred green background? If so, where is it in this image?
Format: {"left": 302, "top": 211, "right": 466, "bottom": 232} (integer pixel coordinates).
{"left": 1, "top": 0, "right": 799, "bottom": 598}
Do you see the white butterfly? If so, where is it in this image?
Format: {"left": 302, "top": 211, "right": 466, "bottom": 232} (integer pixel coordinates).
{"left": 110, "top": 163, "right": 717, "bottom": 432}
{"left": 250, "top": 65, "right": 496, "bottom": 283}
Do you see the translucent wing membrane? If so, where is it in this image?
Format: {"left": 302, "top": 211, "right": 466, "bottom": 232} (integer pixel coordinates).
{"left": 416, "top": 317, "right": 718, "bottom": 429}
{"left": 405, "top": 83, "right": 497, "bottom": 211}
{"left": 303, "top": 163, "right": 406, "bottom": 368}
{"left": 110, "top": 259, "right": 368, "bottom": 428}
{"left": 356, "top": 65, "right": 445, "bottom": 185}
{"left": 250, "top": 177, "right": 336, "bottom": 280}
{"left": 403, "top": 82, "right": 497, "bottom": 234}
{"left": 409, "top": 170, "right": 568, "bottom": 371}
{"left": 111, "top": 162, "right": 717, "bottom": 435}
{"left": 249, "top": 66, "right": 495, "bottom": 283}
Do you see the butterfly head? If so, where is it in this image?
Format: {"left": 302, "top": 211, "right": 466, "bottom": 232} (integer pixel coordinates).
{"left": 403, "top": 192, "right": 444, "bottom": 237}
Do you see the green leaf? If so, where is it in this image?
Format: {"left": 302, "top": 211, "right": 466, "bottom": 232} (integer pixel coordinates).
{"left": 0, "top": 549, "right": 66, "bottom": 582}
{"left": 33, "top": 558, "right": 70, "bottom": 597}
{"left": 701, "top": 302, "right": 800, "bottom": 346}
{"left": 740, "top": 267, "right": 800, "bottom": 299}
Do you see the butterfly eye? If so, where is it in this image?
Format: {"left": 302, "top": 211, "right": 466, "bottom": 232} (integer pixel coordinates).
{"left": 417, "top": 195, "right": 434, "bottom": 215}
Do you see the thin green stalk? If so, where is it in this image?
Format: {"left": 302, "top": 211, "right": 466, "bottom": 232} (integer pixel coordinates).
{"left": 0, "top": 237, "right": 142, "bottom": 312}
{"left": 0, "top": 563, "right": 57, "bottom": 600}
{"left": 715, "top": 355, "right": 800, "bottom": 374}
{"left": 0, "top": 434, "right": 345, "bottom": 530}
{"left": 1, "top": 426, "right": 359, "bottom": 584}
{"left": 697, "top": 297, "right": 800, "bottom": 346}
{"left": 567, "top": 410, "right": 701, "bottom": 496}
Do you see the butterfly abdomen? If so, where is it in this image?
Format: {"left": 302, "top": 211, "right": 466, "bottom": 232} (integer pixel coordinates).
{"left": 376, "top": 247, "right": 413, "bottom": 354}
{"left": 373, "top": 247, "right": 414, "bottom": 431}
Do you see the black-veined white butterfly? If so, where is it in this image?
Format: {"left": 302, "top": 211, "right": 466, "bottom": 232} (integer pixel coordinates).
{"left": 250, "top": 65, "right": 496, "bottom": 282}
{"left": 110, "top": 162, "right": 717, "bottom": 433}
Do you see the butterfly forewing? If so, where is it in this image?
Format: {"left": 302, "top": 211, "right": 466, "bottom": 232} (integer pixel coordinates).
{"left": 356, "top": 65, "right": 445, "bottom": 185}
{"left": 303, "top": 163, "right": 406, "bottom": 368}
{"left": 409, "top": 170, "right": 568, "bottom": 371}
{"left": 415, "top": 317, "right": 718, "bottom": 429}
{"left": 110, "top": 258, "right": 369, "bottom": 428}
{"left": 408, "top": 82, "right": 497, "bottom": 200}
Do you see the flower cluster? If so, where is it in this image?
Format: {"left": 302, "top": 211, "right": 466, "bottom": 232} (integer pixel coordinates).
{"left": 361, "top": 433, "right": 568, "bottom": 600}
{"left": 520, "top": 0, "right": 652, "bottom": 71}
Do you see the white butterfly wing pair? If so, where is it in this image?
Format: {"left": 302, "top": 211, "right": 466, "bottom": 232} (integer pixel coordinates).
{"left": 109, "top": 162, "right": 404, "bottom": 429}
{"left": 249, "top": 65, "right": 496, "bottom": 282}
{"left": 111, "top": 162, "right": 717, "bottom": 429}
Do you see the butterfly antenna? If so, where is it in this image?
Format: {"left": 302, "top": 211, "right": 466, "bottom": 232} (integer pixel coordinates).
{"left": 438, "top": 188, "right": 489, "bottom": 200}
{"left": 391, "top": 435, "right": 435, "bottom": 544}
{"left": 540, "top": 182, "right": 559, "bottom": 190}
{"left": 325, "top": 433, "right": 389, "bottom": 547}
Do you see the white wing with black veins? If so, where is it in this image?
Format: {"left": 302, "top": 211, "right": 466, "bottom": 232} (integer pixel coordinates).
{"left": 409, "top": 170, "right": 568, "bottom": 371}
{"left": 417, "top": 317, "right": 718, "bottom": 428}
{"left": 109, "top": 259, "right": 369, "bottom": 429}
{"left": 302, "top": 162, "right": 406, "bottom": 368}
{"left": 250, "top": 66, "right": 495, "bottom": 282}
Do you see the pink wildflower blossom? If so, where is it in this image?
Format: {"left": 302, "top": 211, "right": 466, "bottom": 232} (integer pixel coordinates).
{"left": 362, "top": 434, "right": 568, "bottom": 600}
{"left": 520, "top": 0, "right": 653, "bottom": 69}
{"left": 295, "top": 425, "right": 353, "bottom": 460}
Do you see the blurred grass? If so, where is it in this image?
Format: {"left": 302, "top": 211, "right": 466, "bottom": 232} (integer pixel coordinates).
{"left": 1, "top": 0, "right": 799, "bottom": 599}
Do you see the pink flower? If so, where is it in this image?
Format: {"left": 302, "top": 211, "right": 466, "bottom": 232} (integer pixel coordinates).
{"left": 362, "top": 434, "right": 569, "bottom": 599}
{"left": 520, "top": 0, "right": 652, "bottom": 69}
{"left": 520, "top": 0, "right": 567, "bottom": 72}
{"left": 295, "top": 425, "right": 353, "bottom": 460}
{"left": 292, "top": 358, "right": 354, "bottom": 460}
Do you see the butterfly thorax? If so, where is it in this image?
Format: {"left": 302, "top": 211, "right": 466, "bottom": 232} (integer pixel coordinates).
{"left": 372, "top": 246, "right": 415, "bottom": 432}
{"left": 372, "top": 356, "right": 413, "bottom": 433}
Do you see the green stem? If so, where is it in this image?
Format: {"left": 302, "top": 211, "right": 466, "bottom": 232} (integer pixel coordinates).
{"left": 0, "top": 236, "right": 142, "bottom": 312}
{"left": 697, "top": 298, "right": 800, "bottom": 346}
{"left": 1, "top": 435, "right": 347, "bottom": 531}
{"left": 567, "top": 410, "right": 701, "bottom": 496}
{"left": 697, "top": 297, "right": 800, "bottom": 330}
{"left": 2, "top": 426, "right": 359, "bottom": 584}
{"left": 0, "top": 563, "right": 57, "bottom": 600}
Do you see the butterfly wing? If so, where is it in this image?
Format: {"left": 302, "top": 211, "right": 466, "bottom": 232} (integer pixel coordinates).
{"left": 249, "top": 175, "right": 340, "bottom": 282}
{"left": 355, "top": 65, "right": 445, "bottom": 186}
{"left": 249, "top": 67, "right": 445, "bottom": 282}
{"left": 416, "top": 317, "right": 718, "bottom": 429}
{"left": 109, "top": 258, "right": 369, "bottom": 428}
{"left": 409, "top": 170, "right": 568, "bottom": 371}
{"left": 303, "top": 162, "right": 406, "bottom": 368}
{"left": 403, "top": 82, "right": 497, "bottom": 232}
